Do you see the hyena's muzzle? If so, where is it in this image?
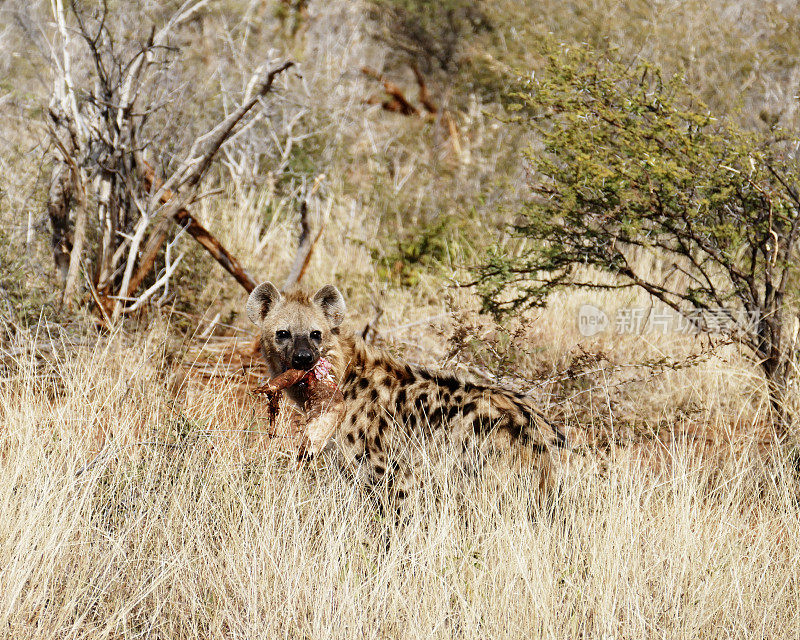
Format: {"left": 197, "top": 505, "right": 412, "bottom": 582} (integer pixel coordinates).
{"left": 290, "top": 335, "right": 317, "bottom": 370}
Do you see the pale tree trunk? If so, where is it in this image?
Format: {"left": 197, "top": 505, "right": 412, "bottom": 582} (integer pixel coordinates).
{"left": 759, "top": 309, "right": 800, "bottom": 444}
{"left": 62, "top": 167, "right": 88, "bottom": 309}
{"left": 95, "top": 171, "right": 116, "bottom": 293}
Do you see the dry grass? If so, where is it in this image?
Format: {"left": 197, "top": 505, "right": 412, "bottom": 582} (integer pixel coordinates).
{"left": 1, "top": 333, "right": 799, "bottom": 639}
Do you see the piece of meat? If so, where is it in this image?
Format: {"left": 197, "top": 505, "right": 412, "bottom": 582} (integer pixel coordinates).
{"left": 297, "top": 363, "right": 344, "bottom": 461}
{"left": 253, "top": 359, "right": 343, "bottom": 460}
{"left": 254, "top": 368, "right": 307, "bottom": 394}
{"left": 253, "top": 368, "right": 306, "bottom": 423}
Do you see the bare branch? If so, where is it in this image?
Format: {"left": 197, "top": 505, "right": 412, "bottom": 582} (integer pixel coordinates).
{"left": 123, "top": 228, "right": 187, "bottom": 313}
{"left": 283, "top": 200, "right": 324, "bottom": 291}
{"left": 154, "top": 61, "right": 294, "bottom": 203}
{"left": 282, "top": 176, "right": 325, "bottom": 291}
{"left": 43, "top": 1, "right": 292, "bottom": 317}
{"left": 51, "top": 0, "right": 84, "bottom": 139}
{"left": 114, "top": 213, "right": 151, "bottom": 320}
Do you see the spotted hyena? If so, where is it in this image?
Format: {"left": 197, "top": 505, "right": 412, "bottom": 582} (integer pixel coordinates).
{"left": 246, "top": 281, "right": 568, "bottom": 498}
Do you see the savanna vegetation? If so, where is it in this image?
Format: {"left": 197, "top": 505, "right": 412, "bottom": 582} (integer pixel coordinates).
{"left": 1, "top": 1, "right": 799, "bottom": 638}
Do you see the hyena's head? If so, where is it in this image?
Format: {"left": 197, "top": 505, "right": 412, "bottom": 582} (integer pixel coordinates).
{"left": 246, "top": 281, "right": 345, "bottom": 375}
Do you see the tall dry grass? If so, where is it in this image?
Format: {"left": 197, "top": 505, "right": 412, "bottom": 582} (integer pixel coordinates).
{"left": 1, "top": 332, "right": 798, "bottom": 639}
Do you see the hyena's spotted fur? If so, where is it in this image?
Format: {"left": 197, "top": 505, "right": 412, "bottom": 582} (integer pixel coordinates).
{"left": 247, "top": 282, "right": 568, "bottom": 498}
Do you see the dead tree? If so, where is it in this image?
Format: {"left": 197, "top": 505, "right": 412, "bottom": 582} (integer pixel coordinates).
{"left": 45, "top": 0, "right": 293, "bottom": 318}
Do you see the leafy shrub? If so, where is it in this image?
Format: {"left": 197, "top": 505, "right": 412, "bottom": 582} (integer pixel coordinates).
{"left": 474, "top": 42, "right": 800, "bottom": 435}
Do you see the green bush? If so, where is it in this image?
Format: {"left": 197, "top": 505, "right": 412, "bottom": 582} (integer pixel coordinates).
{"left": 474, "top": 42, "right": 800, "bottom": 435}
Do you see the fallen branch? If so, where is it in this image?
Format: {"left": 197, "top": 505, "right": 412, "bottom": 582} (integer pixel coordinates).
{"left": 411, "top": 64, "right": 438, "bottom": 114}
{"left": 126, "top": 160, "right": 259, "bottom": 298}
{"left": 176, "top": 208, "right": 258, "bottom": 292}
{"left": 360, "top": 64, "right": 466, "bottom": 162}
{"left": 362, "top": 64, "right": 439, "bottom": 116}
{"left": 362, "top": 66, "right": 420, "bottom": 116}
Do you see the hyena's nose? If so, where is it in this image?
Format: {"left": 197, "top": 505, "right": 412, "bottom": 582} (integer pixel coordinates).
{"left": 292, "top": 349, "right": 314, "bottom": 369}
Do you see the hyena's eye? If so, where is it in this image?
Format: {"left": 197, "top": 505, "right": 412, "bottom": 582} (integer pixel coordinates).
{"left": 310, "top": 330, "right": 322, "bottom": 340}
{"left": 275, "top": 329, "right": 291, "bottom": 340}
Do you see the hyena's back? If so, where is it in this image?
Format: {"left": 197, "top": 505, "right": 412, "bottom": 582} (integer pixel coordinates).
{"left": 331, "top": 335, "right": 568, "bottom": 495}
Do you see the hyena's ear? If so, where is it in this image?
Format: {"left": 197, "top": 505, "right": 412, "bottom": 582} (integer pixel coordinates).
{"left": 312, "top": 284, "right": 346, "bottom": 328}
{"left": 246, "top": 281, "right": 282, "bottom": 325}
